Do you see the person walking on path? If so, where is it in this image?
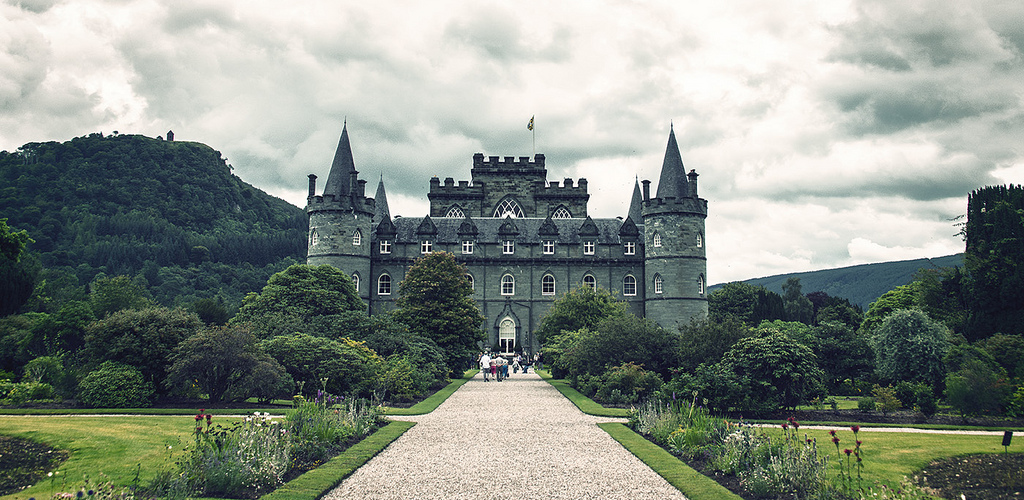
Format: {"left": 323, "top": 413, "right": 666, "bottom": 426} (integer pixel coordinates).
{"left": 479, "top": 352, "right": 491, "bottom": 381}
{"left": 324, "top": 371, "right": 686, "bottom": 499}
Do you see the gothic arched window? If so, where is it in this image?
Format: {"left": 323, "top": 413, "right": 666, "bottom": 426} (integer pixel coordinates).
{"left": 653, "top": 232, "right": 662, "bottom": 248}
{"left": 466, "top": 273, "right": 475, "bottom": 291}
{"left": 698, "top": 275, "right": 706, "bottom": 295}
{"left": 697, "top": 232, "right": 703, "bottom": 248}
{"left": 351, "top": 273, "right": 360, "bottom": 292}
{"left": 352, "top": 230, "right": 362, "bottom": 246}
{"left": 552, "top": 206, "right": 572, "bottom": 219}
{"left": 309, "top": 229, "right": 318, "bottom": 246}
{"left": 493, "top": 198, "right": 524, "bottom": 218}
{"left": 446, "top": 206, "right": 465, "bottom": 218}
{"left": 583, "top": 274, "right": 596, "bottom": 290}
{"left": 542, "top": 274, "right": 556, "bottom": 296}
{"left": 623, "top": 275, "right": 637, "bottom": 296}
{"left": 654, "top": 274, "right": 663, "bottom": 294}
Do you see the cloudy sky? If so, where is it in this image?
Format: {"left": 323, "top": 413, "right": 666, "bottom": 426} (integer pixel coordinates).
{"left": 2, "top": 0, "right": 1022, "bottom": 285}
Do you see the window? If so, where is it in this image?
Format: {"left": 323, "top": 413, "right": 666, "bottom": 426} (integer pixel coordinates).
{"left": 583, "top": 241, "right": 595, "bottom": 255}
{"left": 462, "top": 240, "right": 474, "bottom": 254}
{"left": 542, "top": 275, "right": 555, "bottom": 296}
{"left": 653, "top": 232, "right": 662, "bottom": 247}
{"left": 698, "top": 275, "right": 706, "bottom": 295}
{"left": 552, "top": 207, "right": 572, "bottom": 219}
{"left": 445, "top": 206, "right": 465, "bottom": 218}
{"left": 377, "top": 274, "right": 392, "bottom": 295}
{"left": 624, "top": 241, "right": 635, "bottom": 255}
{"left": 379, "top": 240, "right": 391, "bottom": 254}
{"left": 543, "top": 240, "right": 555, "bottom": 254}
{"left": 421, "top": 240, "right": 432, "bottom": 254}
{"left": 654, "top": 274, "right": 663, "bottom": 294}
{"left": 309, "top": 229, "right": 318, "bottom": 246}
{"left": 352, "top": 230, "right": 361, "bottom": 246}
{"left": 351, "top": 273, "right": 360, "bottom": 292}
{"left": 466, "top": 274, "right": 475, "bottom": 291}
{"left": 501, "top": 274, "right": 515, "bottom": 295}
{"left": 493, "top": 198, "right": 524, "bottom": 218}
{"left": 583, "top": 274, "right": 596, "bottom": 290}
{"left": 697, "top": 232, "right": 703, "bottom": 248}
{"left": 618, "top": 274, "right": 634, "bottom": 295}
{"left": 499, "top": 318, "right": 515, "bottom": 354}
{"left": 503, "top": 240, "right": 515, "bottom": 254}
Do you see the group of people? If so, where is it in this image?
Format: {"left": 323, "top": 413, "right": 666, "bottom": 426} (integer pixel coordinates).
{"left": 478, "top": 352, "right": 533, "bottom": 382}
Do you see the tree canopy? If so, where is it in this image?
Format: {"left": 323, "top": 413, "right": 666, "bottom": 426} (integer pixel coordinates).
{"left": 232, "top": 264, "right": 363, "bottom": 328}
{"left": 394, "top": 252, "right": 484, "bottom": 374}
{"left": 537, "top": 285, "right": 628, "bottom": 344}
{"left": 872, "top": 308, "right": 951, "bottom": 388}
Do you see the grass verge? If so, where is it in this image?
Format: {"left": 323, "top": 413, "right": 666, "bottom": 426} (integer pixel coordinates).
{"left": 599, "top": 422, "right": 742, "bottom": 500}
{"left": 257, "top": 420, "right": 415, "bottom": 500}
{"left": 384, "top": 369, "right": 477, "bottom": 416}
{"left": 535, "top": 370, "right": 629, "bottom": 418}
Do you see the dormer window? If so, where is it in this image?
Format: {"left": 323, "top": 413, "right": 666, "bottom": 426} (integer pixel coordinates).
{"left": 379, "top": 240, "right": 391, "bottom": 254}
{"left": 462, "top": 240, "right": 474, "bottom": 254}
{"left": 583, "top": 241, "right": 595, "bottom": 255}
{"left": 543, "top": 240, "right": 555, "bottom": 254}
{"left": 624, "top": 241, "right": 635, "bottom": 255}
{"left": 503, "top": 240, "right": 515, "bottom": 254}
{"left": 421, "top": 240, "right": 432, "bottom": 254}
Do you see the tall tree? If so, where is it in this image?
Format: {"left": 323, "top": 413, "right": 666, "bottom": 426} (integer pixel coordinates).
{"left": 0, "top": 219, "right": 37, "bottom": 316}
{"left": 165, "top": 325, "right": 289, "bottom": 402}
{"left": 231, "top": 264, "right": 363, "bottom": 330}
{"left": 963, "top": 185, "right": 1024, "bottom": 339}
{"left": 782, "top": 277, "right": 814, "bottom": 324}
{"left": 394, "top": 252, "right": 485, "bottom": 375}
{"left": 872, "top": 309, "right": 951, "bottom": 388}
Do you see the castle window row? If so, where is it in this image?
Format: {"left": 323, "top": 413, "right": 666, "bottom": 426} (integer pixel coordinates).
{"left": 376, "top": 238, "right": 640, "bottom": 257}
{"left": 372, "top": 271, "right": 671, "bottom": 298}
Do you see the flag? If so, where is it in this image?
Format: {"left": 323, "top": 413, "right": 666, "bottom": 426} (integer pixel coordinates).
{"left": 527, "top": 116, "right": 534, "bottom": 131}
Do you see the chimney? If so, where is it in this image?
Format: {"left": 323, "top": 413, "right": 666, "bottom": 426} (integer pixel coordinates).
{"left": 308, "top": 174, "right": 317, "bottom": 197}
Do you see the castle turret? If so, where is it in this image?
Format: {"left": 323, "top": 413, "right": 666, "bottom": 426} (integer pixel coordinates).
{"left": 643, "top": 125, "right": 708, "bottom": 327}
{"left": 306, "top": 123, "right": 374, "bottom": 307}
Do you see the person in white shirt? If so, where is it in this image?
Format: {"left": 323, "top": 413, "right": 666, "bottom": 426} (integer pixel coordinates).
{"left": 479, "top": 352, "right": 491, "bottom": 381}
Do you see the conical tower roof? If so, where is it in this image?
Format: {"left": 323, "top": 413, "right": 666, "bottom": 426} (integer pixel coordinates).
{"left": 628, "top": 177, "right": 643, "bottom": 222}
{"left": 322, "top": 123, "right": 356, "bottom": 198}
{"left": 374, "top": 175, "right": 390, "bottom": 222}
{"left": 655, "top": 124, "right": 690, "bottom": 199}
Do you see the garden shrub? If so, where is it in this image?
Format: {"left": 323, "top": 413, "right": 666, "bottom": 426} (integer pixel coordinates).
{"left": 77, "top": 361, "right": 153, "bottom": 408}
{"left": 871, "top": 385, "right": 902, "bottom": 414}
{"left": 1, "top": 381, "right": 55, "bottom": 405}
{"left": 892, "top": 381, "right": 918, "bottom": 409}
{"left": 1005, "top": 385, "right": 1024, "bottom": 418}
{"left": 914, "top": 385, "right": 938, "bottom": 417}
{"left": 595, "top": 362, "right": 664, "bottom": 405}
{"left": 857, "top": 397, "right": 876, "bottom": 412}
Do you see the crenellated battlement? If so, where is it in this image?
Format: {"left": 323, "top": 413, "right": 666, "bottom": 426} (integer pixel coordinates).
{"left": 642, "top": 196, "right": 707, "bottom": 217}
{"left": 306, "top": 194, "right": 375, "bottom": 215}
{"left": 534, "top": 178, "right": 589, "bottom": 199}
{"left": 472, "top": 153, "right": 546, "bottom": 171}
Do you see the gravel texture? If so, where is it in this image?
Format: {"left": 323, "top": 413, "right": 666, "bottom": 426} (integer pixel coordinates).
{"left": 324, "top": 371, "right": 687, "bottom": 499}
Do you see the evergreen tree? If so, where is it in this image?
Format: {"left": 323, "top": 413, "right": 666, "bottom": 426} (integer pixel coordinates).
{"left": 963, "top": 185, "right": 1024, "bottom": 339}
{"left": 394, "top": 252, "right": 485, "bottom": 375}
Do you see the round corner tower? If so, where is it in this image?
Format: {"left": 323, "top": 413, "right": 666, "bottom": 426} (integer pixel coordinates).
{"left": 642, "top": 127, "right": 708, "bottom": 328}
{"left": 305, "top": 125, "right": 374, "bottom": 306}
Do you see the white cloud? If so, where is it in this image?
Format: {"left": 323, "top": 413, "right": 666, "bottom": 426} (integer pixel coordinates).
{"left": 2, "top": 0, "right": 1021, "bottom": 288}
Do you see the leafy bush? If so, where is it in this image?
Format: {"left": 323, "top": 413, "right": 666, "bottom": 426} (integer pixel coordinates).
{"left": 77, "top": 361, "right": 153, "bottom": 408}
{"left": 892, "top": 381, "right": 918, "bottom": 409}
{"left": 914, "top": 385, "right": 938, "bottom": 418}
{"left": 871, "top": 385, "right": 902, "bottom": 415}
{"left": 594, "top": 362, "right": 664, "bottom": 405}
{"left": 1, "top": 381, "right": 55, "bottom": 405}
{"left": 1005, "top": 385, "right": 1024, "bottom": 418}
{"left": 857, "top": 397, "right": 876, "bottom": 412}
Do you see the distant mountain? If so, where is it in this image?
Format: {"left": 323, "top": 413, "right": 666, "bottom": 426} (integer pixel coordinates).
{"left": 0, "top": 132, "right": 307, "bottom": 308}
{"left": 709, "top": 254, "right": 965, "bottom": 310}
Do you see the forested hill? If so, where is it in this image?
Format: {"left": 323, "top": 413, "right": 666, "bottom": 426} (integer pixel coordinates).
{"left": 710, "top": 254, "right": 964, "bottom": 310}
{"left": 0, "top": 132, "right": 307, "bottom": 308}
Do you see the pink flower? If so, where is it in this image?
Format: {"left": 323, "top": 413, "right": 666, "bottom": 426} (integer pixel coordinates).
{"left": 782, "top": 423, "right": 789, "bottom": 430}
{"left": 844, "top": 449, "right": 852, "bottom": 456}
{"left": 851, "top": 425, "right": 860, "bottom": 433}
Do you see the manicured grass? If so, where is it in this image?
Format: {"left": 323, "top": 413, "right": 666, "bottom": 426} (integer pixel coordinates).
{"left": 0, "top": 407, "right": 290, "bottom": 416}
{"left": 535, "top": 370, "right": 630, "bottom": 418}
{"left": 384, "top": 369, "right": 478, "bottom": 416}
{"left": 796, "top": 427, "right": 1019, "bottom": 486}
{"left": 0, "top": 415, "right": 194, "bottom": 500}
{"left": 600, "top": 422, "right": 742, "bottom": 500}
{"left": 258, "top": 420, "right": 415, "bottom": 500}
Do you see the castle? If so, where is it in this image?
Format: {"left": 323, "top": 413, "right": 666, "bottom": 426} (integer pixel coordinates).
{"left": 305, "top": 124, "right": 708, "bottom": 355}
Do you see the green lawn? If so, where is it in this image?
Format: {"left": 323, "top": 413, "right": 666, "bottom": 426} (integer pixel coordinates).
{"left": 0, "top": 415, "right": 195, "bottom": 500}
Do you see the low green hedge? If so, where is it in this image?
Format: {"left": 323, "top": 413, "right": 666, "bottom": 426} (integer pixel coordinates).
{"left": 257, "top": 420, "right": 415, "bottom": 500}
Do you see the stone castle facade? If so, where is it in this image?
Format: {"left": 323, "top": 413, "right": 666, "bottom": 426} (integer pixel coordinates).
{"left": 305, "top": 124, "right": 708, "bottom": 355}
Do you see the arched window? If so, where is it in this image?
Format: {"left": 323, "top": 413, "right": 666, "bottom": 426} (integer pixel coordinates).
{"left": 446, "top": 206, "right": 465, "bottom": 218}
{"left": 493, "top": 198, "right": 524, "bottom": 218}
{"left": 654, "top": 274, "right": 663, "bottom": 294}
{"left": 499, "top": 318, "right": 515, "bottom": 354}
{"left": 352, "top": 230, "right": 362, "bottom": 246}
{"left": 309, "top": 229, "right": 318, "bottom": 246}
{"left": 377, "top": 274, "right": 392, "bottom": 295}
{"left": 466, "top": 273, "right": 475, "bottom": 291}
{"left": 542, "top": 274, "right": 556, "bottom": 296}
{"left": 697, "top": 232, "right": 703, "bottom": 248}
{"left": 623, "top": 275, "right": 637, "bottom": 296}
{"left": 698, "top": 275, "right": 705, "bottom": 295}
{"left": 583, "top": 274, "right": 596, "bottom": 290}
{"left": 351, "top": 273, "right": 360, "bottom": 292}
{"left": 653, "top": 232, "right": 662, "bottom": 248}
{"left": 552, "top": 206, "right": 572, "bottom": 219}
{"left": 501, "top": 274, "right": 515, "bottom": 295}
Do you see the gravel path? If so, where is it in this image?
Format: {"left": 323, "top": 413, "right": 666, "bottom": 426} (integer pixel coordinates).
{"left": 323, "top": 371, "right": 687, "bottom": 500}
